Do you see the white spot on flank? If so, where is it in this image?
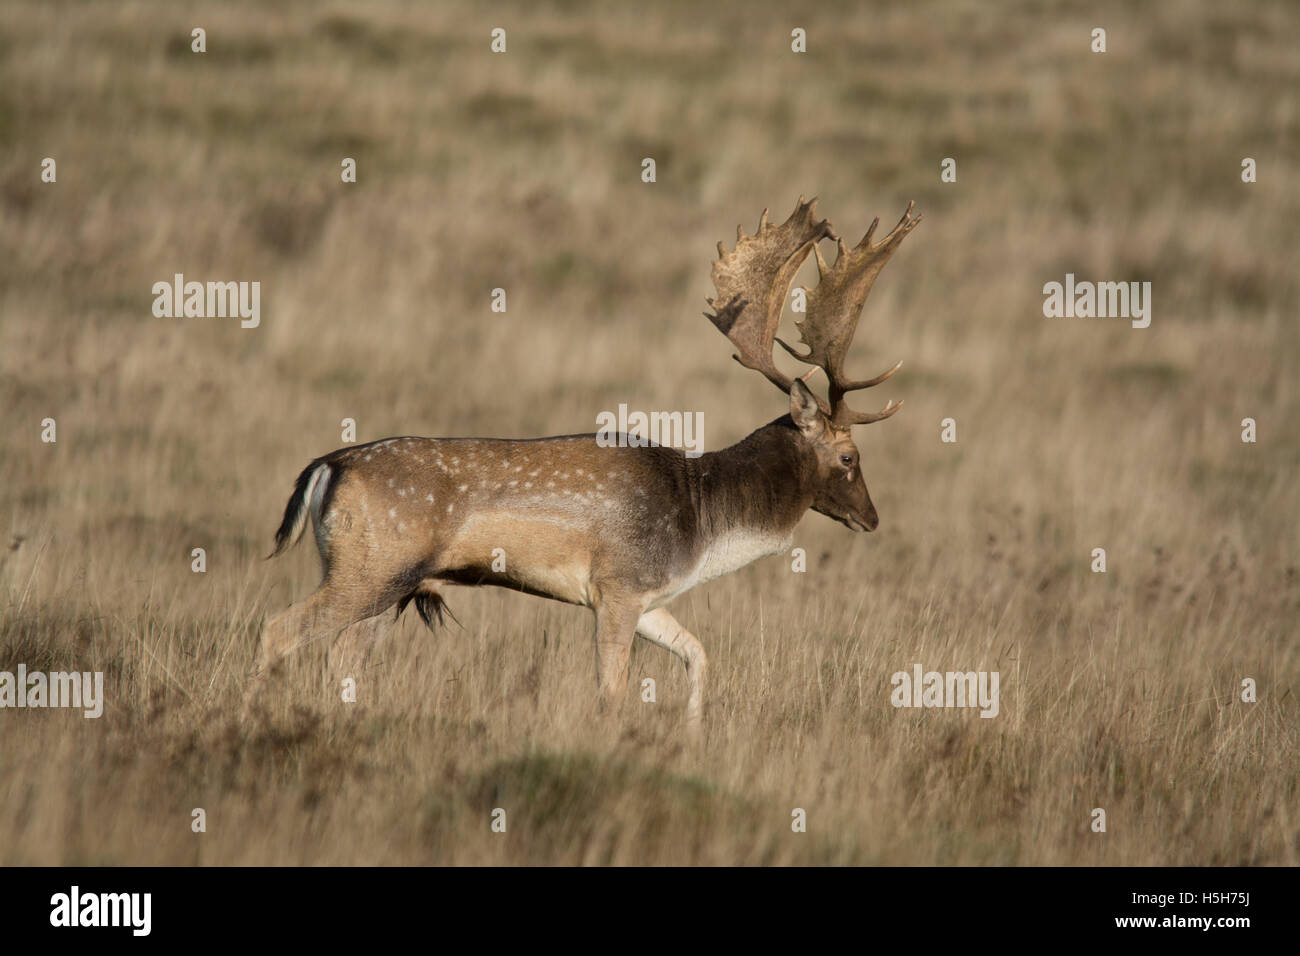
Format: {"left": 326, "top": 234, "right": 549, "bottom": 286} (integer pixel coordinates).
{"left": 446, "top": 504, "right": 454, "bottom": 514}
{"left": 388, "top": 508, "right": 397, "bottom": 518}
{"left": 426, "top": 494, "right": 434, "bottom": 504}
{"left": 458, "top": 484, "right": 467, "bottom": 492}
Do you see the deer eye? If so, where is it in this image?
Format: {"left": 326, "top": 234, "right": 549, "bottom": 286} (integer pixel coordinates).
{"left": 840, "top": 455, "right": 854, "bottom": 466}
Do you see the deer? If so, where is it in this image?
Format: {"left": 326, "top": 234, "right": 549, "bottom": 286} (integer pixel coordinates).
{"left": 250, "top": 197, "right": 921, "bottom": 734}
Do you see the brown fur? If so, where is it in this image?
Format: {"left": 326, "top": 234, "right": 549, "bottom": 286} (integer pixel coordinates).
{"left": 251, "top": 201, "right": 915, "bottom": 734}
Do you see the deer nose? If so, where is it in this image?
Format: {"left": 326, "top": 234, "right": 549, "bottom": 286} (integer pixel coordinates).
{"left": 863, "top": 505, "right": 879, "bottom": 531}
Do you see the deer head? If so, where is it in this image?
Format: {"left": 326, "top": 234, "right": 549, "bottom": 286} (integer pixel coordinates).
{"left": 706, "top": 197, "right": 921, "bottom": 532}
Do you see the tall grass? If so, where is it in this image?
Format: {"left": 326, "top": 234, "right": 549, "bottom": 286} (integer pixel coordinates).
{"left": 0, "top": 0, "right": 1296, "bottom": 864}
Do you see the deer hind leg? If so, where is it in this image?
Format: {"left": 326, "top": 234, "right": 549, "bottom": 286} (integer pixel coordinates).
{"left": 591, "top": 597, "right": 644, "bottom": 719}
{"left": 635, "top": 607, "right": 708, "bottom": 732}
{"left": 254, "top": 581, "right": 387, "bottom": 677}
{"left": 243, "top": 584, "right": 378, "bottom": 717}
{"left": 326, "top": 614, "right": 388, "bottom": 678}
{"left": 328, "top": 580, "right": 458, "bottom": 677}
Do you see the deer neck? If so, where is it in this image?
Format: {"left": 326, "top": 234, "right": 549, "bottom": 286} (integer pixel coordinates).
{"left": 686, "top": 417, "right": 814, "bottom": 574}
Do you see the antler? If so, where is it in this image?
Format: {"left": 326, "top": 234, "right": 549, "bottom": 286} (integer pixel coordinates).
{"left": 705, "top": 196, "right": 834, "bottom": 397}
{"left": 707, "top": 198, "right": 921, "bottom": 427}
{"left": 784, "top": 201, "right": 920, "bottom": 425}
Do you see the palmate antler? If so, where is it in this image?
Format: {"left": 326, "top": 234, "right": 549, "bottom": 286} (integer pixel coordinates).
{"left": 705, "top": 196, "right": 921, "bottom": 427}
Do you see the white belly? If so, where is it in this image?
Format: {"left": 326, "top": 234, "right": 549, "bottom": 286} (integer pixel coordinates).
{"left": 651, "top": 527, "right": 792, "bottom": 606}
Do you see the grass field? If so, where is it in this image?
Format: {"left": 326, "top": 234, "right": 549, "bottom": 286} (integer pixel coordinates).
{"left": 1, "top": 0, "right": 1297, "bottom": 864}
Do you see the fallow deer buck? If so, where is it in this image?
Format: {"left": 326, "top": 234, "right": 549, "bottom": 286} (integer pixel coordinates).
{"left": 252, "top": 197, "right": 921, "bottom": 732}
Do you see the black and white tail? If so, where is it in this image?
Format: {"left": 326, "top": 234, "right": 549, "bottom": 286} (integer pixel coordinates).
{"left": 270, "top": 459, "right": 332, "bottom": 558}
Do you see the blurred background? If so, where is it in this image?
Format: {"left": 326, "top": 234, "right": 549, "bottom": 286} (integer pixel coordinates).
{"left": 0, "top": 0, "right": 1296, "bottom": 864}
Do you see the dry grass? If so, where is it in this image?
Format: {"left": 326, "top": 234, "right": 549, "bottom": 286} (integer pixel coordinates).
{"left": 1, "top": 0, "right": 1297, "bottom": 864}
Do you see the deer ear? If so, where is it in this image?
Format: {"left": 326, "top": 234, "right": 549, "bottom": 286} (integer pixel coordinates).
{"left": 790, "top": 379, "right": 823, "bottom": 435}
